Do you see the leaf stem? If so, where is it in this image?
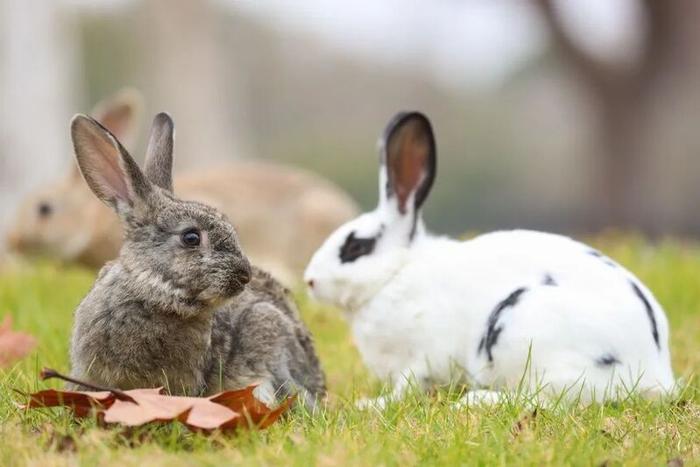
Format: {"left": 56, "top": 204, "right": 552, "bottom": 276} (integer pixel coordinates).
{"left": 40, "top": 368, "right": 135, "bottom": 402}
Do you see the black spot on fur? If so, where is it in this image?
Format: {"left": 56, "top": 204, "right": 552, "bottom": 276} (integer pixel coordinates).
{"left": 339, "top": 231, "right": 378, "bottom": 263}
{"left": 630, "top": 280, "right": 660, "bottom": 350}
{"left": 478, "top": 287, "right": 528, "bottom": 362}
{"left": 588, "top": 249, "right": 617, "bottom": 268}
{"left": 543, "top": 274, "right": 558, "bottom": 286}
{"left": 596, "top": 353, "right": 621, "bottom": 367}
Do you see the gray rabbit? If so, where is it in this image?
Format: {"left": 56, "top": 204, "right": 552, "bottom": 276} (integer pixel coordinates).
{"left": 68, "top": 113, "right": 325, "bottom": 407}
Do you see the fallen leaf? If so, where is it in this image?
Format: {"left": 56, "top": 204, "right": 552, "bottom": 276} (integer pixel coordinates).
{"left": 21, "top": 388, "right": 114, "bottom": 417}
{"left": 19, "top": 368, "right": 294, "bottom": 433}
{"left": 0, "top": 315, "right": 36, "bottom": 367}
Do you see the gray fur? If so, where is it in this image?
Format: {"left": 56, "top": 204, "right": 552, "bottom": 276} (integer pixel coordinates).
{"left": 68, "top": 114, "right": 325, "bottom": 406}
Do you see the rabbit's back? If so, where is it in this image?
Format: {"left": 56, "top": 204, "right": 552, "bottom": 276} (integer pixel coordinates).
{"left": 458, "top": 230, "right": 659, "bottom": 307}
{"left": 353, "top": 230, "right": 673, "bottom": 400}
{"left": 206, "top": 267, "right": 326, "bottom": 404}
{"left": 406, "top": 230, "right": 669, "bottom": 347}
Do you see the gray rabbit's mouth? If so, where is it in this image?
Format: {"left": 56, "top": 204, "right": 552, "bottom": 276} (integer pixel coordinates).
{"left": 185, "top": 274, "right": 248, "bottom": 310}
{"left": 196, "top": 279, "right": 247, "bottom": 304}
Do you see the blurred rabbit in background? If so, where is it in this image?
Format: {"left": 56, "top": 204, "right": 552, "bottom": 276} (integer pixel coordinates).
{"left": 6, "top": 89, "right": 359, "bottom": 285}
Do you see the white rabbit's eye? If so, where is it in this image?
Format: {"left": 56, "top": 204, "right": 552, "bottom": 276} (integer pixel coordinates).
{"left": 340, "top": 231, "right": 376, "bottom": 263}
{"left": 181, "top": 228, "right": 201, "bottom": 247}
{"left": 37, "top": 202, "right": 52, "bottom": 218}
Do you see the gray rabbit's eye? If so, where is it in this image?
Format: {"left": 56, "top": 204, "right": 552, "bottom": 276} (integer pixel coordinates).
{"left": 37, "top": 202, "right": 52, "bottom": 218}
{"left": 181, "top": 228, "right": 201, "bottom": 247}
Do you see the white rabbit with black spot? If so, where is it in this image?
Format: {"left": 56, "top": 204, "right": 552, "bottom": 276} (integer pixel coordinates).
{"left": 304, "top": 112, "right": 675, "bottom": 407}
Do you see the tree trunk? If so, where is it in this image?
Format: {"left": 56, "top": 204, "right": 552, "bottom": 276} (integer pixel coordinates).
{"left": 535, "top": 0, "right": 700, "bottom": 233}
{"left": 138, "top": 0, "right": 252, "bottom": 168}
{"left": 0, "top": 0, "right": 80, "bottom": 240}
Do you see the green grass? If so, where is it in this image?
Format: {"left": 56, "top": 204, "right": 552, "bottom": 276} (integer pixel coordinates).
{"left": 0, "top": 236, "right": 699, "bottom": 466}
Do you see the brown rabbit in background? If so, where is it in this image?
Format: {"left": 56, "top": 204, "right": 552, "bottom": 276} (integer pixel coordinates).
{"left": 7, "top": 89, "right": 358, "bottom": 284}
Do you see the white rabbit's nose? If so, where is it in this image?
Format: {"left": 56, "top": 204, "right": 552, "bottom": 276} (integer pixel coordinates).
{"left": 306, "top": 279, "right": 315, "bottom": 289}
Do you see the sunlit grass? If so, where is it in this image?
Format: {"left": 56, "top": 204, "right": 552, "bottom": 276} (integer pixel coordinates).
{"left": 0, "top": 236, "right": 699, "bottom": 466}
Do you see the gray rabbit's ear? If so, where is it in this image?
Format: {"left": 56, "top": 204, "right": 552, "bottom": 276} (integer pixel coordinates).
{"left": 71, "top": 114, "right": 151, "bottom": 210}
{"left": 144, "top": 112, "right": 174, "bottom": 192}
{"left": 380, "top": 111, "right": 436, "bottom": 215}
{"left": 90, "top": 88, "right": 144, "bottom": 149}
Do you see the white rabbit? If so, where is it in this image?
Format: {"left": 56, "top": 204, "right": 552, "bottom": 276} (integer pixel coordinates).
{"left": 304, "top": 112, "right": 675, "bottom": 406}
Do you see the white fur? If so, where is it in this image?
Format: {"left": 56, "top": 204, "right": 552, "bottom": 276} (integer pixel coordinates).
{"left": 305, "top": 114, "right": 675, "bottom": 406}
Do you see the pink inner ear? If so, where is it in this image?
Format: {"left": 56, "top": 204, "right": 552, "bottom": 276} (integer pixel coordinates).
{"left": 78, "top": 125, "right": 130, "bottom": 203}
{"left": 388, "top": 123, "right": 430, "bottom": 214}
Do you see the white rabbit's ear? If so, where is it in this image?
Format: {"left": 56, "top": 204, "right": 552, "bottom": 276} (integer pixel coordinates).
{"left": 71, "top": 114, "right": 151, "bottom": 210}
{"left": 144, "top": 112, "right": 174, "bottom": 192}
{"left": 90, "top": 88, "right": 144, "bottom": 149}
{"left": 379, "top": 112, "right": 436, "bottom": 217}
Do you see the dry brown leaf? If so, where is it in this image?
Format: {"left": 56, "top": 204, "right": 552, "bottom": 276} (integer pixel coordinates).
{"left": 0, "top": 315, "right": 36, "bottom": 367}
{"left": 19, "top": 368, "right": 294, "bottom": 432}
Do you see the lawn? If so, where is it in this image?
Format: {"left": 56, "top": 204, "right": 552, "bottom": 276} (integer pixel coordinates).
{"left": 0, "top": 235, "right": 699, "bottom": 466}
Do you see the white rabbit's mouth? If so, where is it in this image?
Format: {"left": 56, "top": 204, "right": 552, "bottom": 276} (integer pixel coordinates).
{"left": 307, "top": 277, "right": 364, "bottom": 312}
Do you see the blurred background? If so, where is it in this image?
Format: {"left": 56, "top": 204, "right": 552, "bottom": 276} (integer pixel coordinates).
{"left": 2, "top": 0, "right": 700, "bottom": 242}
